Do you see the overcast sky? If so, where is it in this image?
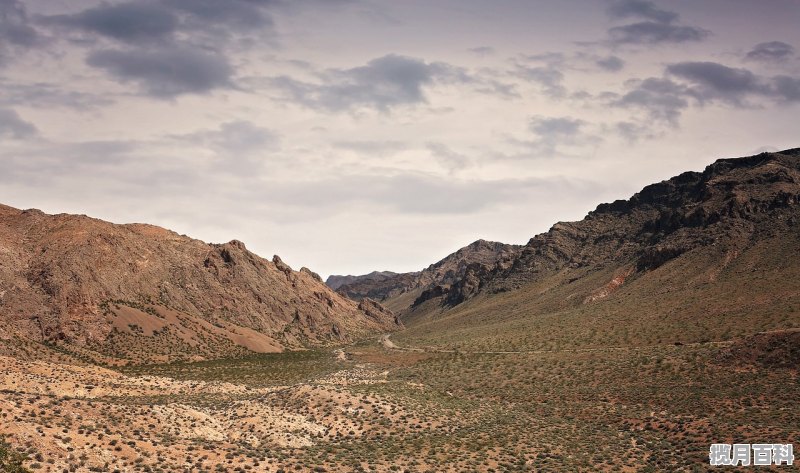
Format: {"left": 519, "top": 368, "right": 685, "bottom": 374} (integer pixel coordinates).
{"left": 1, "top": 0, "right": 799, "bottom": 278}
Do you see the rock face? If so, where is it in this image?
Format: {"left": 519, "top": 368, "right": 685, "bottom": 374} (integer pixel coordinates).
{"left": 438, "top": 148, "right": 800, "bottom": 306}
{"left": 331, "top": 239, "right": 521, "bottom": 312}
{"left": 0, "top": 206, "right": 400, "bottom": 362}
{"left": 333, "top": 272, "right": 420, "bottom": 303}
{"left": 325, "top": 271, "right": 399, "bottom": 291}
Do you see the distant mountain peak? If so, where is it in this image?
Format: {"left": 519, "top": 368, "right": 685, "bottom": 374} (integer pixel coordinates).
{"left": 329, "top": 239, "right": 522, "bottom": 313}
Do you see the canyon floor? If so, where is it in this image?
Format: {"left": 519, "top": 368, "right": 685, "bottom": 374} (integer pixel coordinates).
{"left": 2, "top": 329, "right": 798, "bottom": 472}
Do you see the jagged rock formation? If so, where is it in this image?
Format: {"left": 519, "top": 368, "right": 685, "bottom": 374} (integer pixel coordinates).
{"left": 331, "top": 239, "right": 521, "bottom": 313}
{"left": 333, "top": 272, "right": 420, "bottom": 303}
{"left": 397, "top": 148, "right": 800, "bottom": 351}
{"left": 325, "top": 271, "right": 397, "bottom": 291}
{"left": 325, "top": 271, "right": 399, "bottom": 291}
{"left": 438, "top": 148, "right": 800, "bottom": 306}
{"left": 0, "top": 205, "right": 400, "bottom": 362}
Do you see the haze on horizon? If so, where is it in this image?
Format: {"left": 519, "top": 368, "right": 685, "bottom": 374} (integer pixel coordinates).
{"left": 1, "top": 0, "right": 798, "bottom": 278}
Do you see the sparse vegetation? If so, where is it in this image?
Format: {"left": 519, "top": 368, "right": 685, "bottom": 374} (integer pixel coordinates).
{"left": 2, "top": 332, "right": 797, "bottom": 471}
{"left": 0, "top": 436, "right": 31, "bottom": 473}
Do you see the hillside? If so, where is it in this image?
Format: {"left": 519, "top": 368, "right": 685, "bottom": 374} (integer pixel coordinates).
{"left": 325, "top": 271, "right": 399, "bottom": 291}
{"left": 331, "top": 239, "right": 521, "bottom": 314}
{"left": 397, "top": 149, "right": 800, "bottom": 349}
{"left": 0, "top": 205, "right": 400, "bottom": 363}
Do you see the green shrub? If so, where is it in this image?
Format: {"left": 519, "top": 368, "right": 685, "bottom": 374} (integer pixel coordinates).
{"left": 0, "top": 436, "right": 32, "bottom": 473}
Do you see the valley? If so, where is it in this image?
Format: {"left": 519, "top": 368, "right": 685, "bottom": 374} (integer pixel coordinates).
{"left": 2, "top": 330, "right": 796, "bottom": 472}
{"left": 2, "top": 149, "right": 799, "bottom": 472}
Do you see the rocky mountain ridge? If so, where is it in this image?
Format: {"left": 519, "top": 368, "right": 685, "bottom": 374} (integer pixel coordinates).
{"left": 0, "top": 205, "right": 400, "bottom": 363}
{"left": 329, "top": 239, "right": 521, "bottom": 312}
{"left": 325, "top": 271, "right": 399, "bottom": 291}
{"left": 436, "top": 148, "right": 800, "bottom": 306}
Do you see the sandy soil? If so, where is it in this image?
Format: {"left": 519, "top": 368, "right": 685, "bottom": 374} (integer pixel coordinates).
{"left": 0, "top": 353, "right": 448, "bottom": 472}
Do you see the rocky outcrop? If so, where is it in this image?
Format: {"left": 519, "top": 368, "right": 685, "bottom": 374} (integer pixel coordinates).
{"left": 439, "top": 148, "right": 800, "bottom": 305}
{"left": 358, "top": 297, "right": 400, "bottom": 326}
{"left": 333, "top": 239, "right": 522, "bottom": 312}
{"left": 334, "top": 272, "right": 420, "bottom": 302}
{"left": 325, "top": 271, "right": 398, "bottom": 291}
{"left": 0, "top": 205, "right": 401, "bottom": 361}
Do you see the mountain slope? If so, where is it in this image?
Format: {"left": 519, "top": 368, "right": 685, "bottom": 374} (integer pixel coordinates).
{"left": 325, "top": 271, "right": 399, "bottom": 291}
{"left": 330, "top": 239, "right": 521, "bottom": 314}
{"left": 396, "top": 149, "right": 800, "bottom": 349}
{"left": 0, "top": 205, "right": 400, "bottom": 363}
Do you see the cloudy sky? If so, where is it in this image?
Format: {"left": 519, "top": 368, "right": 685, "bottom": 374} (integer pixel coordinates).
{"left": 1, "top": 0, "right": 799, "bottom": 278}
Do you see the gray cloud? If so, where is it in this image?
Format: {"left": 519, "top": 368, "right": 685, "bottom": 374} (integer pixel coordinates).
{"left": 426, "top": 142, "right": 471, "bottom": 172}
{"left": 611, "top": 77, "right": 691, "bottom": 125}
{"left": 604, "top": 0, "right": 709, "bottom": 46}
{"left": 611, "top": 61, "right": 800, "bottom": 131}
{"left": 772, "top": 75, "right": 800, "bottom": 102}
{"left": 468, "top": 46, "right": 495, "bottom": 56}
{"left": 666, "top": 61, "right": 765, "bottom": 105}
{"left": 171, "top": 121, "right": 279, "bottom": 176}
{"left": 0, "top": 80, "right": 114, "bottom": 109}
{"left": 515, "top": 65, "right": 565, "bottom": 98}
{"left": 43, "top": 2, "right": 178, "bottom": 45}
{"left": 607, "top": 0, "right": 678, "bottom": 24}
{"left": 529, "top": 116, "right": 585, "bottom": 137}
{"left": 0, "top": 0, "right": 42, "bottom": 66}
{"left": 1, "top": 0, "right": 797, "bottom": 278}
{"left": 41, "top": 0, "right": 275, "bottom": 45}
{"left": 745, "top": 41, "right": 795, "bottom": 63}
{"left": 269, "top": 54, "right": 469, "bottom": 112}
{"left": 0, "top": 0, "right": 39, "bottom": 47}
{"left": 178, "top": 120, "right": 279, "bottom": 155}
{"left": 614, "top": 121, "right": 657, "bottom": 142}
{"left": 524, "top": 52, "right": 564, "bottom": 64}
{"left": 609, "top": 21, "right": 709, "bottom": 45}
{"left": 211, "top": 120, "right": 276, "bottom": 149}
{"left": 514, "top": 52, "right": 626, "bottom": 101}
{"left": 667, "top": 61, "right": 800, "bottom": 105}
{"left": 86, "top": 46, "right": 234, "bottom": 98}
{"left": 474, "top": 78, "right": 520, "bottom": 99}
{"left": 596, "top": 55, "right": 625, "bottom": 72}
{"left": 164, "top": 0, "right": 273, "bottom": 31}
{"left": 504, "top": 115, "right": 600, "bottom": 157}
{"left": 162, "top": 0, "right": 276, "bottom": 46}
{"left": 0, "top": 107, "right": 36, "bottom": 138}
{"left": 36, "top": 0, "right": 277, "bottom": 98}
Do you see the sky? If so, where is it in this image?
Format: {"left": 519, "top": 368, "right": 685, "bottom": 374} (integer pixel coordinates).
{"left": 1, "top": 0, "right": 799, "bottom": 278}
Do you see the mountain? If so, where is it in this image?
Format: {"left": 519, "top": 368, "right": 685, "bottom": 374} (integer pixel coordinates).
{"left": 1, "top": 149, "right": 798, "bottom": 472}
{"left": 0, "top": 205, "right": 400, "bottom": 363}
{"left": 397, "top": 148, "right": 800, "bottom": 348}
{"left": 329, "top": 272, "right": 419, "bottom": 306}
{"left": 331, "top": 239, "right": 521, "bottom": 314}
{"left": 325, "top": 271, "right": 398, "bottom": 291}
